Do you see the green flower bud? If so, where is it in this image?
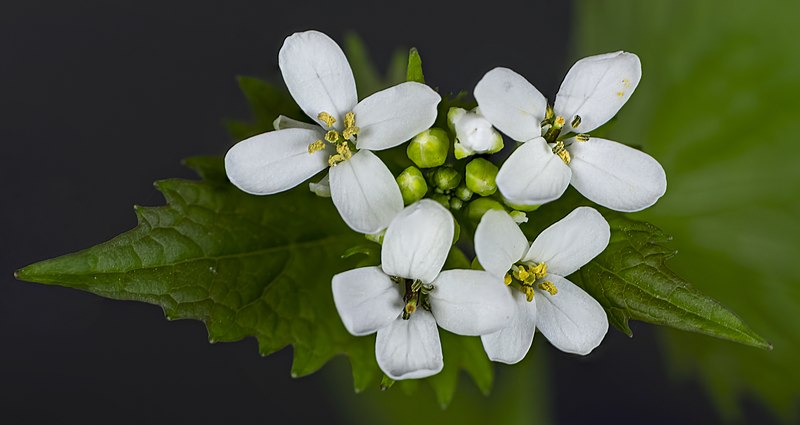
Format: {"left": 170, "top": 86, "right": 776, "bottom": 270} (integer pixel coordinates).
{"left": 454, "top": 184, "right": 473, "bottom": 202}
{"left": 449, "top": 197, "right": 464, "bottom": 211}
{"left": 433, "top": 166, "right": 462, "bottom": 191}
{"left": 396, "top": 166, "right": 428, "bottom": 205}
{"left": 430, "top": 193, "right": 450, "bottom": 208}
{"left": 502, "top": 196, "right": 541, "bottom": 212}
{"left": 466, "top": 198, "right": 504, "bottom": 223}
{"left": 407, "top": 128, "right": 449, "bottom": 168}
{"left": 465, "top": 158, "right": 499, "bottom": 196}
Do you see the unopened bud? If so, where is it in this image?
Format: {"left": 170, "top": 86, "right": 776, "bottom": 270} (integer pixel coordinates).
{"left": 396, "top": 166, "right": 428, "bottom": 205}
{"left": 454, "top": 184, "right": 473, "bottom": 202}
{"left": 407, "top": 128, "right": 449, "bottom": 168}
{"left": 450, "top": 107, "right": 504, "bottom": 159}
{"left": 430, "top": 193, "right": 450, "bottom": 208}
{"left": 433, "top": 166, "right": 462, "bottom": 191}
{"left": 466, "top": 198, "right": 505, "bottom": 223}
{"left": 502, "top": 196, "right": 541, "bottom": 212}
{"left": 449, "top": 197, "right": 463, "bottom": 211}
{"left": 465, "top": 158, "right": 498, "bottom": 196}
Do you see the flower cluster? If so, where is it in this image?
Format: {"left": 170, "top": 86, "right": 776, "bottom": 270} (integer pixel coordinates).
{"left": 224, "top": 30, "right": 667, "bottom": 380}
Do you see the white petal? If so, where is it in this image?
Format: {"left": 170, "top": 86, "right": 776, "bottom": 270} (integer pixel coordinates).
{"left": 429, "top": 270, "right": 515, "bottom": 336}
{"left": 524, "top": 207, "right": 610, "bottom": 276}
{"left": 331, "top": 267, "right": 404, "bottom": 336}
{"left": 273, "top": 115, "right": 320, "bottom": 131}
{"left": 496, "top": 137, "right": 572, "bottom": 205}
{"left": 474, "top": 210, "right": 529, "bottom": 279}
{"left": 554, "top": 52, "right": 641, "bottom": 133}
{"left": 224, "top": 128, "right": 328, "bottom": 195}
{"left": 534, "top": 274, "right": 608, "bottom": 355}
{"left": 481, "top": 289, "right": 537, "bottom": 364}
{"left": 308, "top": 173, "right": 331, "bottom": 197}
{"left": 353, "top": 82, "right": 441, "bottom": 151}
{"left": 279, "top": 30, "right": 357, "bottom": 128}
{"left": 375, "top": 310, "right": 443, "bottom": 380}
{"left": 474, "top": 67, "right": 547, "bottom": 142}
{"left": 568, "top": 137, "right": 667, "bottom": 212}
{"left": 381, "top": 199, "right": 453, "bottom": 283}
{"left": 329, "top": 151, "right": 403, "bottom": 234}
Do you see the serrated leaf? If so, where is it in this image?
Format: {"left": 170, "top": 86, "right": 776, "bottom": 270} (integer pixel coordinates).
{"left": 520, "top": 189, "right": 769, "bottom": 349}
{"left": 574, "top": 0, "right": 799, "bottom": 420}
{"left": 16, "top": 156, "right": 495, "bottom": 403}
{"left": 16, "top": 157, "right": 379, "bottom": 390}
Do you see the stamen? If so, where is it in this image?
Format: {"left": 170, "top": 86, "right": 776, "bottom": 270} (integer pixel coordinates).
{"left": 504, "top": 274, "right": 512, "bottom": 286}
{"left": 571, "top": 115, "right": 582, "bottom": 129}
{"left": 530, "top": 262, "right": 547, "bottom": 278}
{"left": 552, "top": 141, "right": 571, "bottom": 165}
{"left": 324, "top": 130, "right": 340, "bottom": 143}
{"left": 344, "top": 111, "right": 356, "bottom": 129}
{"left": 342, "top": 126, "right": 359, "bottom": 140}
{"left": 317, "top": 112, "right": 336, "bottom": 128}
{"left": 575, "top": 134, "right": 590, "bottom": 142}
{"left": 544, "top": 104, "right": 554, "bottom": 121}
{"left": 538, "top": 281, "right": 558, "bottom": 296}
{"left": 307, "top": 140, "right": 325, "bottom": 154}
{"left": 328, "top": 154, "right": 344, "bottom": 167}
{"left": 336, "top": 142, "right": 353, "bottom": 160}
{"left": 523, "top": 285, "right": 534, "bottom": 302}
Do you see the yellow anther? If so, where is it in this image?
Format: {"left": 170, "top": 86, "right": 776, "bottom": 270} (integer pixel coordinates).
{"left": 523, "top": 285, "right": 534, "bottom": 302}
{"left": 504, "top": 274, "right": 512, "bottom": 286}
{"left": 342, "top": 126, "right": 359, "bottom": 140}
{"left": 344, "top": 111, "right": 356, "bottom": 129}
{"left": 538, "top": 281, "right": 558, "bottom": 296}
{"left": 318, "top": 111, "right": 336, "bottom": 128}
{"left": 552, "top": 141, "right": 571, "bottom": 165}
{"left": 530, "top": 262, "right": 547, "bottom": 279}
{"left": 514, "top": 265, "right": 530, "bottom": 281}
{"left": 324, "top": 130, "right": 340, "bottom": 143}
{"left": 405, "top": 302, "right": 417, "bottom": 315}
{"left": 336, "top": 142, "right": 353, "bottom": 160}
{"left": 575, "top": 134, "right": 590, "bottom": 142}
{"left": 328, "top": 154, "right": 344, "bottom": 167}
{"left": 571, "top": 115, "right": 582, "bottom": 129}
{"left": 307, "top": 140, "right": 325, "bottom": 154}
{"left": 544, "top": 104, "right": 554, "bottom": 121}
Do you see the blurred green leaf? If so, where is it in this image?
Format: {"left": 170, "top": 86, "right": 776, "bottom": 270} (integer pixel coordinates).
{"left": 225, "top": 76, "right": 304, "bottom": 141}
{"left": 407, "top": 48, "right": 425, "bottom": 84}
{"left": 344, "top": 32, "right": 408, "bottom": 98}
{"left": 574, "top": 0, "right": 800, "bottom": 420}
{"left": 335, "top": 338, "right": 553, "bottom": 425}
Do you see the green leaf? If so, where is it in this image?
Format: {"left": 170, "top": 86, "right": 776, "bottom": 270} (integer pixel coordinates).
{"left": 334, "top": 338, "right": 553, "bottom": 425}
{"left": 520, "top": 190, "right": 769, "bottom": 349}
{"left": 16, "top": 157, "right": 379, "bottom": 389}
{"left": 406, "top": 48, "right": 425, "bottom": 84}
{"left": 16, "top": 156, "right": 495, "bottom": 403}
{"left": 225, "top": 76, "right": 304, "bottom": 141}
{"left": 344, "top": 33, "right": 408, "bottom": 98}
{"left": 573, "top": 0, "right": 799, "bottom": 419}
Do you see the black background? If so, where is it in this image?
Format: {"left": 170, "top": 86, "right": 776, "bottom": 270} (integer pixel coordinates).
{"left": 0, "top": 1, "right": 778, "bottom": 424}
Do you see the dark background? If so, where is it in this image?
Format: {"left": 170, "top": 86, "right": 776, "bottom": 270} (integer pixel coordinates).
{"left": 0, "top": 1, "right": 777, "bottom": 423}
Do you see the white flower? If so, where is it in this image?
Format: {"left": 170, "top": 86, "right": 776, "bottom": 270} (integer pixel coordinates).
{"left": 474, "top": 52, "right": 667, "bottom": 212}
{"left": 225, "top": 30, "right": 441, "bottom": 234}
{"left": 474, "top": 207, "right": 610, "bottom": 363}
{"left": 447, "top": 107, "right": 503, "bottom": 159}
{"left": 332, "top": 200, "right": 514, "bottom": 379}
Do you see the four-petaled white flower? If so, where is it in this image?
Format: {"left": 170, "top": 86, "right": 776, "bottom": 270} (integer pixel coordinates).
{"left": 332, "top": 200, "right": 515, "bottom": 379}
{"left": 474, "top": 52, "right": 667, "bottom": 212}
{"left": 448, "top": 107, "right": 504, "bottom": 159}
{"left": 475, "top": 207, "right": 610, "bottom": 362}
{"left": 225, "top": 30, "right": 441, "bottom": 234}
